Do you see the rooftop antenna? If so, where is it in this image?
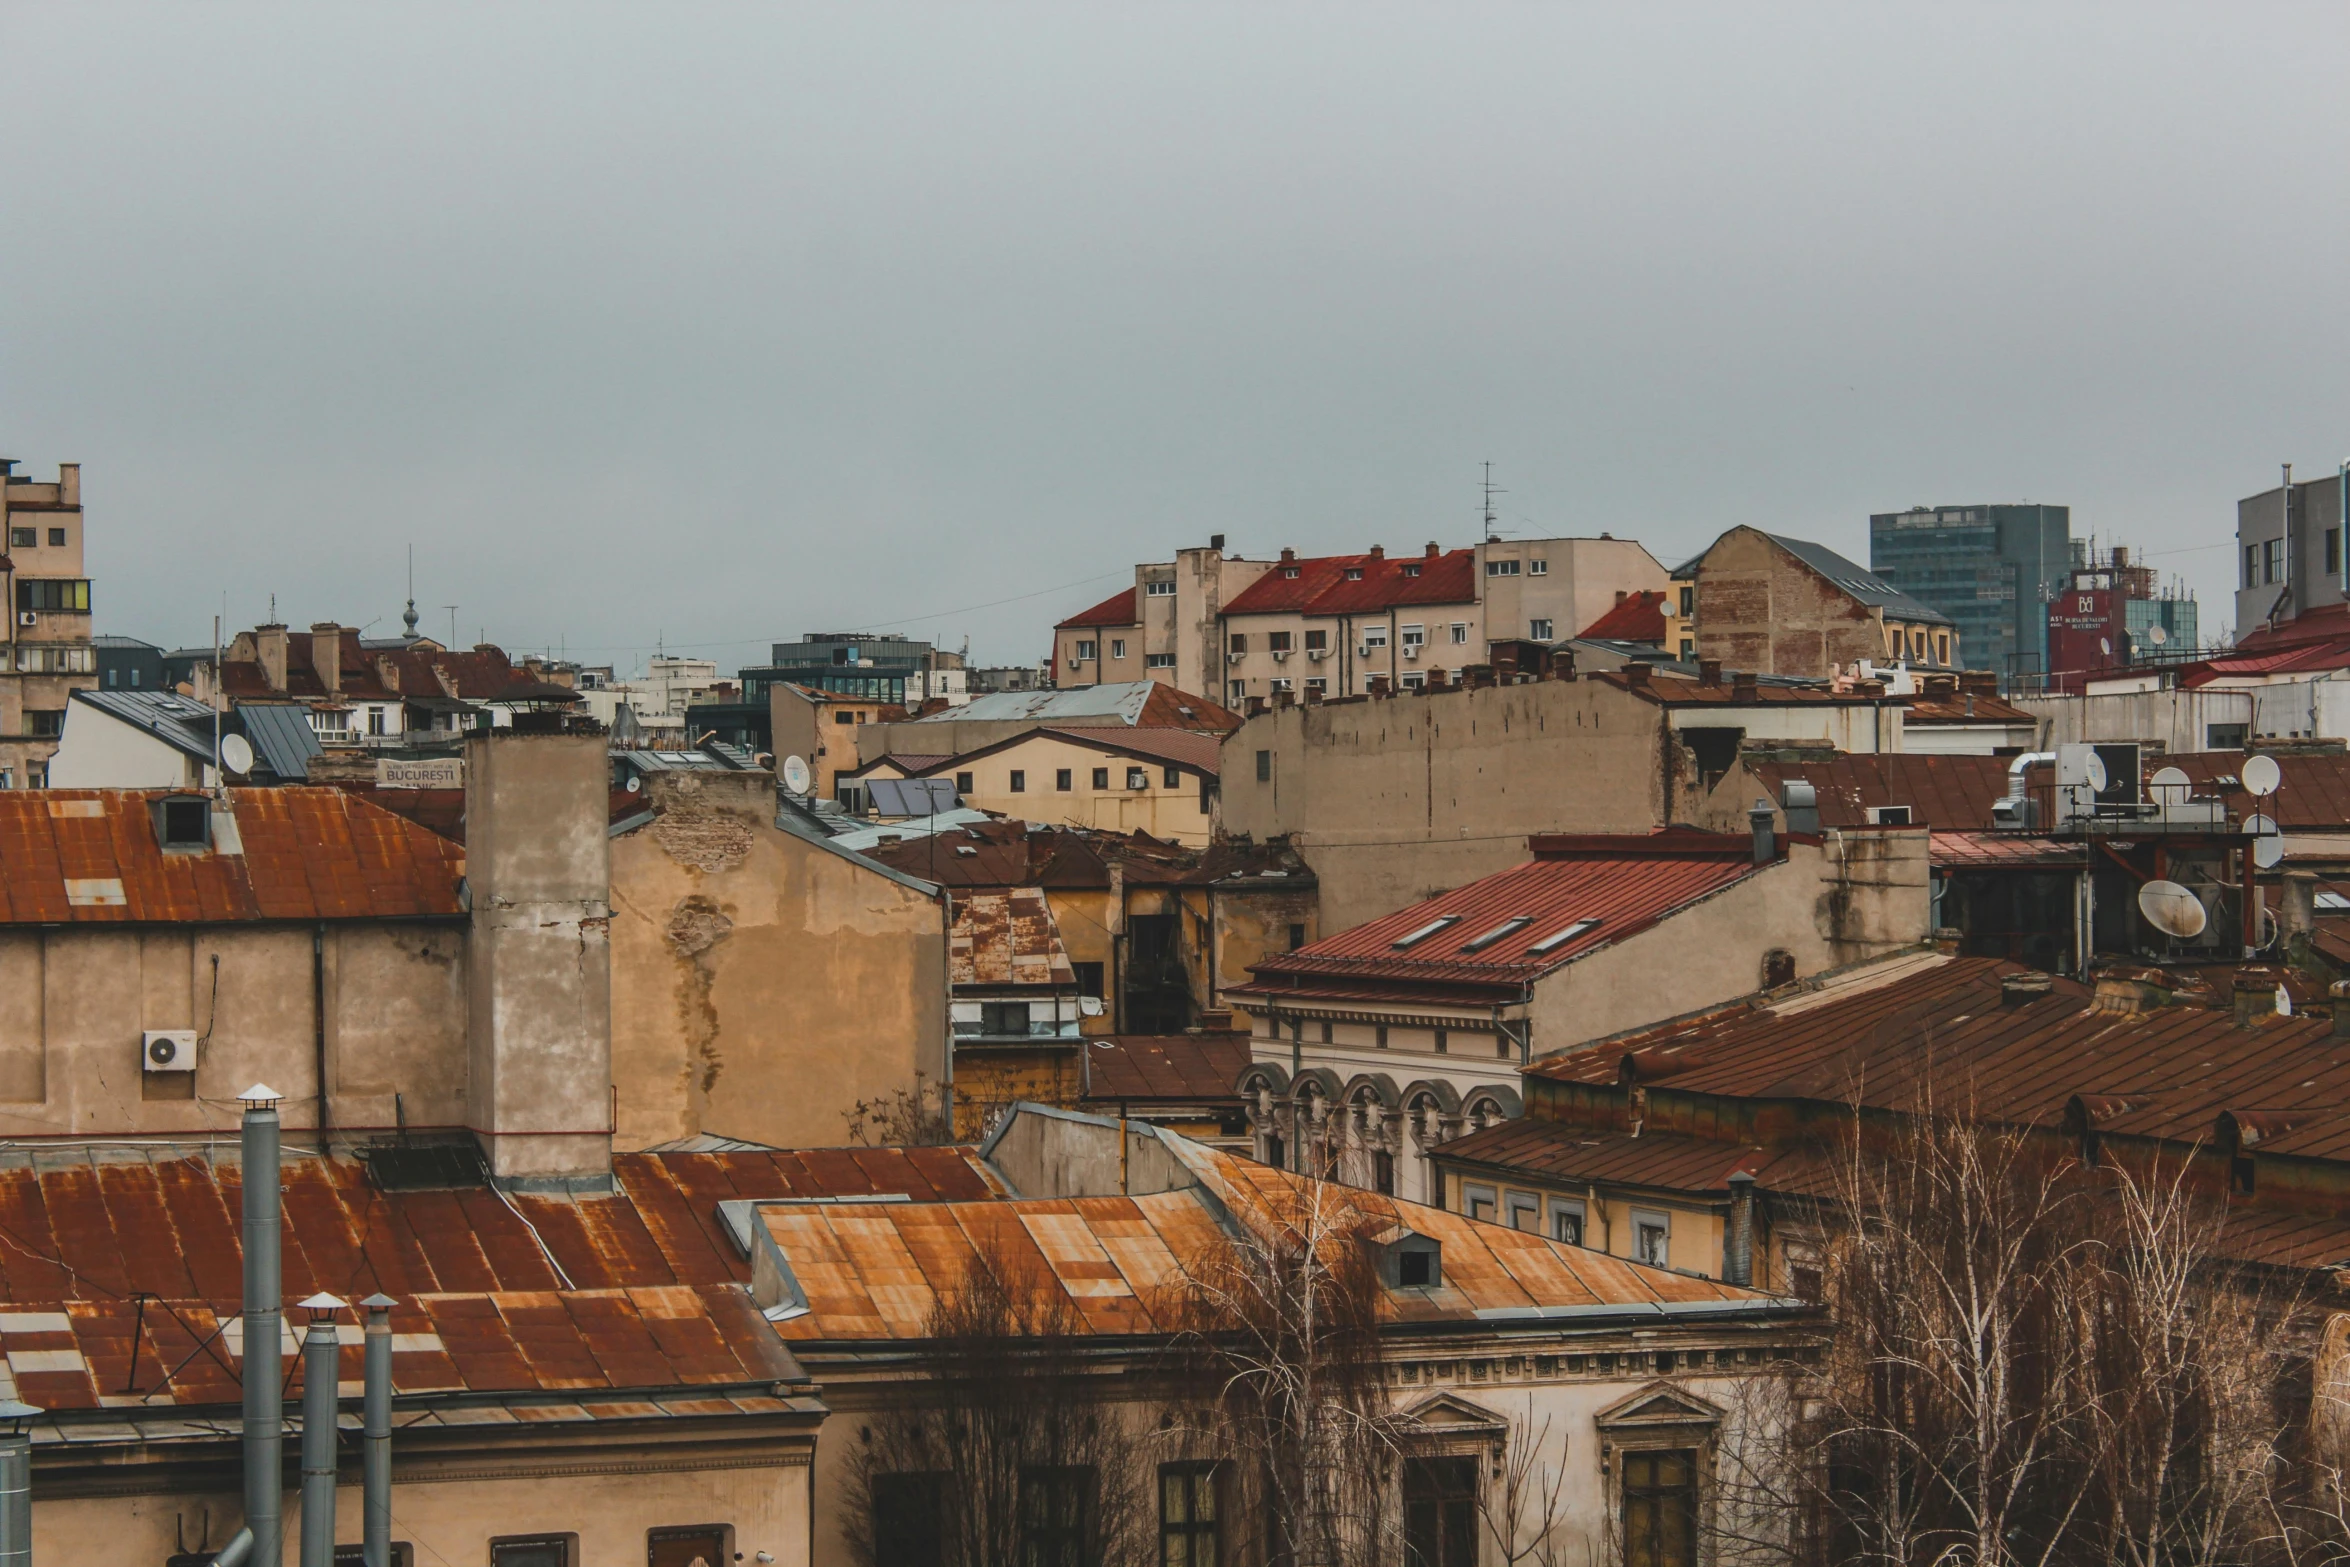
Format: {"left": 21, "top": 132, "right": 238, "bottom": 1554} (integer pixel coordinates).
{"left": 267, "top": 593, "right": 276, "bottom": 624}
{"left": 443, "top": 606, "right": 458, "bottom": 646}
{"left": 402, "top": 545, "right": 419, "bottom": 640}
{"left": 212, "top": 610, "right": 224, "bottom": 803}
{"left": 1482, "top": 462, "right": 1505, "bottom": 543}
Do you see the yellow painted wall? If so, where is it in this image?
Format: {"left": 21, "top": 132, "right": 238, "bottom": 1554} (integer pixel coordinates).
{"left": 938, "top": 733, "right": 1216, "bottom": 847}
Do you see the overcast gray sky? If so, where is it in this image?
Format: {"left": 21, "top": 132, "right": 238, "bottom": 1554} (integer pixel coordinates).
{"left": 4, "top": 3, "right": 2345, "bottom": 670}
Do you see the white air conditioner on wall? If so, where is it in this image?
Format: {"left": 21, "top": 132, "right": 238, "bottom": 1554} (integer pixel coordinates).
{"left": 1306, "top": 648, "right": 1326, "bottom": 662}
{"left": 1403, "top": 646, "right": 1420, "bottom": 659}
{"left": 142, "top": 1030, "right": 197, "bottom": 1073}
{"left": 16, "top": 613, "right": 34, "bottom": 627}
{"left": 1271, "top": 649, "right": 1289, "bottom": 663}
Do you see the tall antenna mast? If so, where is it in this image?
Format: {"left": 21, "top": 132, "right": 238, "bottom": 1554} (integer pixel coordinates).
{"left": 212, "top": 610, "right": 224, "bottom": 804}
{"left": 1482, "top": 462, "right": 1506, "bottom": 542}
{"left": 444, "top": 606, "right": 459, "bottom": 647}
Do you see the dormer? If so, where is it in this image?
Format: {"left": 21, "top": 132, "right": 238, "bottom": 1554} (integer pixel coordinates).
{"left": 1372, "top": 1223, "right": 1442, "bottom": 1290}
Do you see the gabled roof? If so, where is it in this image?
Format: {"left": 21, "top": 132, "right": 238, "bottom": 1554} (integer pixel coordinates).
{"left": 217, "top": 630, "right": 524, "bottom": 703}
{"left": 67, "top": 689, "right": 221, "bottom": 765}
{"left": 1055, "top": 586, "right": 1139, "bottom": 630}
{"left": 1579, "top": 591, "right": 1669, "bottom": 643}
{"left": 0, "top": 788, "right": 464, "bottom": 924}
{"left": 1761, "top": 534, "right": 1952, "bottom": 625}
{"left": 233, "top": 702, "right": 324, "bottom": 779}
{"left": 1238, "top": 830, "right": 1764, "bottom": 996}
{"left": 1221, "top": 549, "right": 1477, "bottom": 617}
{"left": 950, "top": 887, "right": 1077, "bottom": 988}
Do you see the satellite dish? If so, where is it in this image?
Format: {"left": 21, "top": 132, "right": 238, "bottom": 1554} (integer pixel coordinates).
{"left": 2099, "top": 637, "right": 2112, "bottom": 657}
{"left": 2138, "top": 880, "right": 2208, "bottom": 939}
{"left": 2247, "top": 810, "right": 2278, "bottom": 837}
{"left": 218, "top": 734, "right": 254, "bottom": 776}
{"left": 781, "top": 755, "right": 813, "bottom": 795}
{"left": 2150, "top": 764, "right": 2190, "bottom": 797}
{"left": 2255, "top": 833, "right": 2287, "bottom": 870}
{"left": 2149, "top": 625, "right": 2169, "bottom": 646}
{"left": 2242, "top": 753, "right": 2282, "bottom": 796}
{"left": 625, "top": 774, "right": 642, "bottom": 794}
{"left": 2081, "top": 750, "right": 2108, "bottom": 794}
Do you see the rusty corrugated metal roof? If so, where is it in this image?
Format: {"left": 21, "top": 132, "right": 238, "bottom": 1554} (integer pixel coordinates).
{"left": 0, "top": 789, "right": 465, "bottom": 924}
{"left": 950, "top": 888, "right": 1077, "bottom": 989}
{"left": 1081, "top": 1035, "right": 1251, "bottom": 1105}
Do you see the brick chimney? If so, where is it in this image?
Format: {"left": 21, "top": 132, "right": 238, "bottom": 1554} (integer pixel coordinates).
{"left": 1731, "top": 671, "right": 1759, "bottom": 702}
{"left": 309, "top": 624, "right": 344, "bottom": 695}
{"left": 1546, "top": 647, "right": 1577, "bottom": 681}
{"left": 1425, "top": 541, "right": 1439, "bottom": 557}
{"left": 57, "top": 464, "right": 78, "bottom": 507}
{"left": 255, "top": 624, "right": 289, "bottom": 693}
{"left": 1367, "top": 545, "right": 1385, "bottom": 561}
{"left": 1368, "top": 674, "right": 1391, "bottom": 698}
{"left": 1698, "top": 658, "right": 1723, "bottom": 687}
{"left": 1279, "top": 547, "right": 1297, "bottom": 564}
{"left": 1621, "top": 662, "right": 1652, "bottom": 690}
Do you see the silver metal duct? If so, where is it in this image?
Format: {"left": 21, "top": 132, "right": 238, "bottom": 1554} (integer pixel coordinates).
{"left": 0, "top": 1397, "right": 38, "bottom": 1565}
{"left": 299, "top": 1294, "right": 344, "bottom": 1567}
{"left": 222, "top": 1084, "right": 285, "bottom": 1567}
{"left": 361, "top": 1293, "right": 396, "bottom": 1567}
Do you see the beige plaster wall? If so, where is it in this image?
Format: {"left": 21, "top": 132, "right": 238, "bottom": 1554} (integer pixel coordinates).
{"left": 0, "top": 921, "right": 467, "bottom": 1140}
{"left": 937, "top": 732, "right": 1216, "bottom": 847}
{"left": 609, "top": 770, "right": 948, "bottom": 1150}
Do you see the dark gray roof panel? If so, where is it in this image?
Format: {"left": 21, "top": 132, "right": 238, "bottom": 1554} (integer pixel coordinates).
{"left": 1764, "top": 534, "right": 1953, "bottom": 626}
{"left": 234, "top": 702, "right": 324, "bottom": 779}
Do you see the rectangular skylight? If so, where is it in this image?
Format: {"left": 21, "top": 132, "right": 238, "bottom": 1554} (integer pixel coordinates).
{"left": 1391, "top": 915, "right": 1463, "bottom": 950}
{"left": 2319, "top": 892, "right": 2350, "bottom": 913}
{"left": 1462, "top": 916, "right": 1534, "bottom": 953}
{"left": 1528, "top": 919, "right": 1601, "bottom": 955}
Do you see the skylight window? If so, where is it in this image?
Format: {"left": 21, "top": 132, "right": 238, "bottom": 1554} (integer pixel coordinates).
{"left": 1528, "top": 919, "right": 1601, "bottom": 955}
{"left": 1462, "top": 916, "right": 1533, "bottom": 952}
{"left": 2319, "top": 891, "right": 2350, "bottom": 913}
{"left": 1391, "top": 915, "right": 1462, "bottom": 950}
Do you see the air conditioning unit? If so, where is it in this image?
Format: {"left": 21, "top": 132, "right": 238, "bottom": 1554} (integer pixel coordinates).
{"left": 1067, "top": 658, "right": 1082, "bottom": 671}
{"left": 1403, "top": 645, "right": 1420, "bottom": 660}
{"left": 1227, "top": 651, "right": 1245, "bottom": 665}
{"left": 1271, "top": 649, "right": 1289, "bottom": 663}
{"left": 142, "top": 1030, "right": 197, "bottom": 1073}
{"left": 16, "top": 613, "right": 34, "bottom": 628}
{"left": 1306, "top": 648, "right": 1327, "bottom": 662}
{"left": 1358, "top": 645, "right": 1378, "bottom": 657}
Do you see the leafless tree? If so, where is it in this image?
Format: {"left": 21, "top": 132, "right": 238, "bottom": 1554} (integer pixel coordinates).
{"left": 841, "top": 1069, "right": 956, "bottom": 1146}
{"left": 840, "top": 1249, "right": 1153, "bottom": 1567}
{"left": 1173, "top": 1176, "right": 1405, "bottom": 1567}
{"left": 1481, "top": 1399, "right": 1577, "bottom": 1567}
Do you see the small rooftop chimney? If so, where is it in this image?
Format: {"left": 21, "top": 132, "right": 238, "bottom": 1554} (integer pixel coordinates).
{"left": 1279, "top": 547, "right": 1296, "bottom": 564}
{"left": 1750, "top": 800, "right": 1776, "bottom": 865}
{"left": 1698, "top": 658, "right": 1722, "bottom": 687}
{"left": 1425, "top": 541, "right": 1439, "bottom": 557}
{"left": 309, "top": 624, "right": 344, "bottom": 695}
{"left": 1547, "top": 647, "right": 1577, "bottom": 681}
{"left": 255, "top": 624, "right": 289, "bottom": 694}
{"left": 2002, "top": 972, "right": 2054, "bottom": 1007}
{"left": 2233, "top": 973, "right": 2278, "bottom": 1027}
{"left": 1367, "top": 545, "right": 1385, "bottom": 560}
{"left": 1731, "top": 671, "right": 1759, "bottom": 702}
{"left": 1621, "top": 661, "right": 1652, "bottom": 690}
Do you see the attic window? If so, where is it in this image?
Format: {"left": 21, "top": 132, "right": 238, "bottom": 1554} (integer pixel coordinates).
{"left": 1282, "top": 567, "right": 1300, "bottom": 579}
{"left": 1344, "top": 568, "right": 1364, "bottom": 580}
{"left": 1403, "top": 564, "right": 1421, "bottom": 577}
{"left": 1462, "top": 916, "right": 1533, "bottom": 952}
{"left": 156, "top": 796, "right": 211, "bottom": 851}
{"left": 1392, "top": 915, "right": 1462, "bottom": 949}
{"left": 1528, "top": 918, "right": 1600, "bottom": 955}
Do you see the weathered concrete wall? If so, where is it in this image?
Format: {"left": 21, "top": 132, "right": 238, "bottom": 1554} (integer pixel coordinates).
{"left": 2017, "top": 687, "right": 2248, "bottom": 753}
{"left": 609, "top": 770, "right": 948, "bottom": 1151}
{"left": 1218, "top": 680, "right": 1762, "bottom": 929}
{"left": 1696, "top": 527, "right": 1887, "bottom": 678}
{"left": 466, "top": 727, "right": 613, "bottom": 1185}
{"left": 0, "top": 921, "right": 466, "bottom": 1140}
{"left": 1527, "top": 830, "right": 1932, "bottom": 1058}
{"left": 952, "top": 1044, "right": 1084, "bottom": 1138}
{"left": 980, "top": 1107, "right": 1196, "bottom": 1198}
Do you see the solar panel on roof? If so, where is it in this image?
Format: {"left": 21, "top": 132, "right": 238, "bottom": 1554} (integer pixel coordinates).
{"left": 869, "top": 777, "right": 961, "bottom": 817}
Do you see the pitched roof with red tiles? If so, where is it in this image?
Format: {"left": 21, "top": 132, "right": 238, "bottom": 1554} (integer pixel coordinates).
{"left": 1235, "top": 830, "right": 1764, "bottom": 998}
{"left": 218, "top": 631, "right": 524, "bottom": 703}
{"left": 1081, "top": 1034, "right": 1251, "bottom": 1105}
{"left": 1055, "top": 587, "right": 1139, "bottom": 630}
{"left": 1579, "top": 590, "right": 1668, "bottom": 642}
{"left": 1221, "top": 549, "right": 1477, "bottom": 618}
{"left": 0, "top": 1143, "right": 999, "bottom": 1410}
{"left": 0, "top": 788, "right": 465, "bottom": 924}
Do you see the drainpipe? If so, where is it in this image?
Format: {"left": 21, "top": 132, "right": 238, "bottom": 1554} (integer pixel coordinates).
{"left": 0, "top": 1397, "right": 37, "bottom": 1567}
{"left": 214, "top": 1085, "right": 285, "bottom": 1567}
{"left": 1725, "top": 1171, "right": 1756, "bottom": 1286}
{"left": 361, "top": 1294, "right": 395, "bottom": 1567}
{"left": 313, "top": 924, "right": 330, "bottom": 1152}
{"left": 298, "top": 1294, "right": 345, "bottom": 1567}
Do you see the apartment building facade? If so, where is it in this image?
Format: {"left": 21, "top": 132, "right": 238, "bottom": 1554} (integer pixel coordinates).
{"left": 1053, "top": 534, "right": 1667, "bottom": 704}
{"left": 0, "top": 460, "right": 94, "bottom": 787}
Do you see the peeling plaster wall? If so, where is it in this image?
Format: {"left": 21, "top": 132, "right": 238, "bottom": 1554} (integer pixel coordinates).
{"left": 609, "top": 770, "right": 948, "bottom": 1151}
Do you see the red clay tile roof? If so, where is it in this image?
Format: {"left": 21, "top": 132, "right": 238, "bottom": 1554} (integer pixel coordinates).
{"left": 1237, "top": 830, "right": 1761, "bottom": 993}
{"left": 1081, "top": 1034, "right": 1251, "bottom": 1104}
{"left": 1221, "top": 550, "right": 1477, "bottom": 618}
{"left": 0, "top": 1144, "right": 997, "bottom": 1408}
{"left": 1055, "top": 587, "right": 1139, "bottom": 630}
{"left": 1579, "top": 591, "right": 1668, "bottom": 642}
{"left": 0, "top": 788, "right": 465, "bottom": 924}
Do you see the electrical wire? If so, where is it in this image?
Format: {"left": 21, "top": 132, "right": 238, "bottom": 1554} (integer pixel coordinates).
{"left": 490, "top": 1183, "right": 577, "bottom": 1291}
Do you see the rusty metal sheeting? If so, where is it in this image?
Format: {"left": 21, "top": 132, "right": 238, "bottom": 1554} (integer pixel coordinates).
{"left": 1079, "top": 1035, "right": 1251, "bottom": 1106}
{"left": 1240, "top": 834, "right": 1758, "bottom": 989}
{"left": 1747, "top": 754, "right": 2015, "bottom": 831}
{"left": 0, "top": 788, "right": 465, "bottom": 924}
{"left": 2159, "top": 751, "right": 2350, "bottom": 833}
{"left": 1430, "top": 1122, "right": 1826, "bottom": 1200}
{"left": 949, "top": 888, "right": 1076, "bottom": 989}
{"left": 1930, "top": 830, "right": 2088, "bottom": 869}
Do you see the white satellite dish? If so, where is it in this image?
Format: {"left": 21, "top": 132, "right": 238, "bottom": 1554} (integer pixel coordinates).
{"left": 2242, "top": 753, "right": 2282, "bottom": 796}
{"left": 219, "top": 734, "right": 254, "bottom": 775}
{"left": 2149, "top": 625, "right": 2169, "bottom": 646}
{"left": 2099, "top": 637, "right": 2112, "bottom": 657}
{"left": 2081, "top": 750, "right": 2108, "bottom": 794}
{"left": 2138, "top": 880, "right": 2208, "bottom": 939}
{"left": 2150, "top": 764, "right": 2190, "bottom": 793}
{"left": 781, "top": 754, "right": 813, "bottom": 795}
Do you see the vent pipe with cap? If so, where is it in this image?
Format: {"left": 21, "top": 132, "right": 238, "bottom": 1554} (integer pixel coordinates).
{"left": 362, "top": 1293, "right": 396, "bottom": 1567}
{"left": 0, "top": 1397, "right": 38, "bottom": 1566}
{"left": 1724, "top": 1171, "right": 1756, "bottom": 1286}
{"left": 212, "top": 1085, "right": 285, "bottom": 1567}
{"left": 1750, "top": 800, "right": 1776, "bottom": 866}
{"left": 299, "top": 1294, "right": 344, "bottom": 1567}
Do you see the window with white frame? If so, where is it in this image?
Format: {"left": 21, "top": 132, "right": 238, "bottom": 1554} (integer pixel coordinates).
{"left": 1529, "top": 618, "right": 1554, "bottom": 640}
{"left": 1486, "top": 558, "right": 1521, "bottom": 576}
{"left": 1146, "top": 652, "right": 1175, "bottom": 669}
{"left": 1399, "top": 672, "right": 1425, "bottom": 689}
{"left": 1228, "top": 680, "right": 1247, "bottom": 699}
{"left": 1146, "top": 579, "right": 1176, "bottom": 596}
{"left": 1269, "top": 677, "right": 1293, "bottom": 693}
{"left": 1110, "top": 638, "right": 1127, "bottom": 660}
{"left": 1074, "top": 639, "right": 1097, "bottom": 661}
{"left": 1633, "top": 1209, "right": 1671, "bottom": 1268}
{"left": 1305, "top": 677, "right": 1327, "bottom": 693}
{"left": 1400, "top": 624, "right": 1425, "bottom": 648}
{"left": 1550, "top": 1198, "right": 1587, "bottom": 1246}
{"left": 1362, "top": 625, "right": 1389, "bottom": 648}
{"left": 1450, "top": 623, "right": 1469, "bottom": 644}
{"left": 1529, "top": 559, "right": 1548, "bottom": 575}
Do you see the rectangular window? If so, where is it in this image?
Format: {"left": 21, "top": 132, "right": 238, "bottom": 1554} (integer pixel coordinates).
{"left": 1126, "top": 766, "right": 1148, "bottom": 790}
{"left": 367, "top": 706, "right": 387, "bottom": 736}
{"left": 1935, "top": 634, "right": 1949, "bottom": 664}
{"left": 1529, "top": 618, "right": 1553, "bottom": 640}
{"left": 1110, "top": 639, "right": 1127, "bottom": 660}
{"left": 1269, "top": 677, "right": 1292, "bottom": 693}
{"left": 1146, "top": 579, "right": 1176, "bottom": 596}
{"left": 1622, "top": 1450, "right": 1700, "bottom": 1567}
{"left": 873, "top": 1474, "right": 946, "bottom": 1567}
{"left": 2265, "top": 538, "right": 2283, "bottom": 584}
{"left": 1529, "top": 559, "right": 1548, "bottom": 575}
{"left": 1075, "top": 639, "right": 1097, "bottom": 661}
{"left": 1362, "top": 625, "right": 1388, "bottom": 648}
{"left": 1466, "top": 1185, "right": 1495, "bottom": 1222}
{"left": 1400, "top": 624, "right": 1425, "bottom": 648}
{"left": 1679, "top": 586, "right": 1695, "bottom": 615}
{"left": 1160, "top": 1463, "right": 1220, "bottom": 1565}
{"left": 647, "top": 1529, "right": 730, "bottom": 1567}
{"left": 1375, "top": 1024, "right": 1389, "bottom": 1049}
{"left": 1146, "top": 652, "right": 1175, "bottom": 669}
{"left": 1056, "top": 768, "right": 1073, "bottom": 791}
{"left": 835, "top": 710, "right": 857, "bottom": 724}
{"left": 2244, "top": 543, "right": 2259, "bottom": 589}
{"left": 489, "top": 1539, "right": 574, "bottom": 1567}
{"left": 1506, "top": 1193, "right": 1538, "bottom": 1231}
{"left": 2330, "top": 528, "right": 2342, "bottom": 576}
{"left": 14, "top": 579, "right": 90, "bottom": 613}
{"left": 1551, "top": 1200, "right": 1586, "bottom": 1246}
{"left": 45, "top": 528, "right": 64, "bottom": 548}
{"left": 25, "top": 710, "right": 62, "bottom": 739}
{"left": 955, "top": 771, "right": 975, "bottom": 793}
{"left": 1633, "top": 1209, "right": 1671, "bottom": 1268}
{"left": 982, "top": 1000, "right": 1033, "bottom": 1036}
{"left": 1228, "top": 680, "right": 1246, "bottom": 700}
{"left": 1432, "top": 1028, "right": 1448, "bottom": 1054}
{"left": 1486, "top": 558, "right": 1522, "bottom": 577}
{"left": 1228, "top": 633, "right": 1247, "bottom": 653}
{"left": 1009, "top": 769, "right": 1026, "bottom": 793}
{"left": 1020, "top": 1467, "right": 1095, "bottom": 1566}
{"left": 5, "top": 529, "right": 29, "bottom": 549}
{"left": 1450, "top": 623, "right": 1469, "bottom": 645}
{"left": 1255, "top": 750, "right": 1270, "bottom": 782}
{"left": 1092, "top": 767, "right": 1110, "bottom": 789}
{"left": 1403, "top": 1457, "right": 1479, "bottom": 1567}
{"left": 1304, "top": 628, "right": 1328, "bottom": 651}
{"left": 1071, "top": 961, "right": 1104, "bottom": 998}
{"left": 1288, "top": 922, "right": 1306, "bottom": 950}
{"left": 1268, "top": 630, "right": 1293, "bottom": 652}
{"left": 1305, "top": 677, "right": 1327, "bottom": 693}
{"left": 1163, "top": 766, "right": 1181, "bottom": 788}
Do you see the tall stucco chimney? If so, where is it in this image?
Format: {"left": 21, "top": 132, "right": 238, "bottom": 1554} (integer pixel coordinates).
{"left": 256, "top": 624, "right": 290, "bottom": 693}
{"left": 464, "top": 725, "right": 613, "bottom": 1190}
{"left": 309, "top": 624, "right": 343, "bottom": 695}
